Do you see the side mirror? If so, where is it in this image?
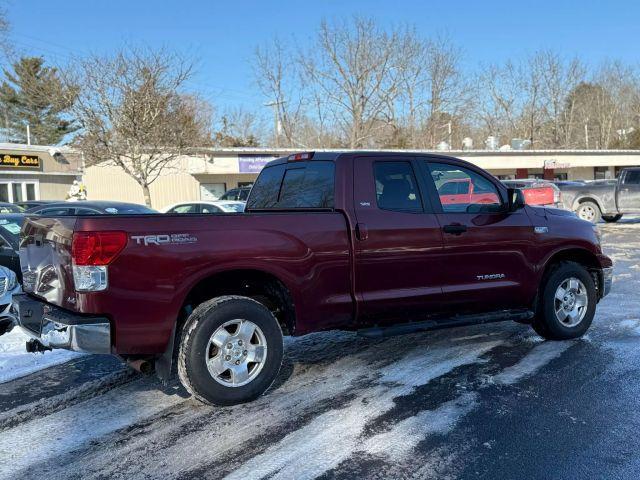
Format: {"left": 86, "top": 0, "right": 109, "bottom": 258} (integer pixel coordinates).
{"left": 507, "top": 188, "right": 525, "bottom": 212}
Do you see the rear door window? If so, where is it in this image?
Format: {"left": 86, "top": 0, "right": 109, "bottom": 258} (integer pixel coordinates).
{"left": 373, "top": 161, "right": 423, "bottom": 212}
{"left": 247, "top": 161, "right": 335, "bottom": 210}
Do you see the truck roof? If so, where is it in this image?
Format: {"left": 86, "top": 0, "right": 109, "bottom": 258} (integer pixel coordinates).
{"left": 263, "top": 151, "right": 473, "bottom": 169}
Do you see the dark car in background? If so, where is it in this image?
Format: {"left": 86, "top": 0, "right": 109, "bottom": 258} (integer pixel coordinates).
{"left": 501, "top": 179, "right": 563, "bottom": 208}
{"left": 219, "top": 187, "right": 251, "bottom": 201}
{"left": 0, "top": 213, "right": 23, "bottom": 278}
{"left": 556, "top": 167, "right": 640, "bottom": 223}
{"left": 26, "top": 201, "right": 158, "bottom": 215}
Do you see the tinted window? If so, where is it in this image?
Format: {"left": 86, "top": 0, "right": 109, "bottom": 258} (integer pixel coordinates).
{"left": 246, "top": 165, "right": 286, "bottom": 209}
{"left": 38, "top": 207, "right": 73, "bottom": 216}
{"left": 220, "top": 189, "right": 239, "bottom": 201}
{"left": 247, "top": 162, "right": 334, "bottom": 210}
{"left": 623, "top": 170, "right": 640, "bottom": 185}
{"left": 75, "top": 208, "right": 100, "bottom": 215}
{"left": 428, "top": 162, "right": 503, "bottom": 213}
{"left": 374, "top": 161, "right": 423, "bottom": 212}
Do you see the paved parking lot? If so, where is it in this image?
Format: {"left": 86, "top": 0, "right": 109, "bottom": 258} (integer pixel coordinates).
{"left": 1, "top": 218, "right": 640, "bottom": 480}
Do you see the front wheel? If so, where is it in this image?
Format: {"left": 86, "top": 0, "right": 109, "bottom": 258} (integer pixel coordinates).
{"left": 575, "top": 201, "right": 602, "bottom": 224}
{"left": 178, "top": 296, "right": 284, "bottom": 406}
{"left": 602, "top": 214, "right": 622, "bottom": 223}
{"left": 532, "top": 262, "right": 597, "bottom": 340}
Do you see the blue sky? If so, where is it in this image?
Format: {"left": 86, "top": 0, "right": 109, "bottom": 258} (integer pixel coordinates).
{"left": 6, "top": 0, "right": 640, "bottom": 112}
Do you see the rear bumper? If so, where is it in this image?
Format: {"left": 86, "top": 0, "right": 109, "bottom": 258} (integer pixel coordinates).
{"left": 10, "top": 294, "right": 111, "bottom": 354}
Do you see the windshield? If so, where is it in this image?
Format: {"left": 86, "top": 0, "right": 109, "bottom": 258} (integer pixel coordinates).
{"left": 0, "top": 218, "right": 23, "bottom": 248}
{"left": 0, "top": 204, "right": 24, "bottom": 214}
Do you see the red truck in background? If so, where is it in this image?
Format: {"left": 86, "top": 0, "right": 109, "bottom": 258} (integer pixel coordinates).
{"left": 436, "top": 178, "right": 500, "bottom": 207}
{"left": 8, "top": 152, "right": 612, "bottom": 405}
{"left": 502, "top": 179, "right": 563, "bottom": 208}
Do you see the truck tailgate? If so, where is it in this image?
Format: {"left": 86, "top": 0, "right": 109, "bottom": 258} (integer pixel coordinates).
{"left": 20, "top": 216, "right": 77, "bottom": 311}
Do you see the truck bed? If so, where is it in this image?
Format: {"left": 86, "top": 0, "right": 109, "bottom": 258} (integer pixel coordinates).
{"left": 19, "top": 212, "right": 354, "bottom": 353}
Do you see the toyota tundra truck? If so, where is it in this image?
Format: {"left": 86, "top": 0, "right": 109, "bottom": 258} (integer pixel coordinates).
{"left": 7, "top": 152, "right": 613, "bottom": 405}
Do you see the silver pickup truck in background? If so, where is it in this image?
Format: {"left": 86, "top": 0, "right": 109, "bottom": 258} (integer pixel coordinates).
{"left": 557, "top": 167, "right": 640, "bottom": 223}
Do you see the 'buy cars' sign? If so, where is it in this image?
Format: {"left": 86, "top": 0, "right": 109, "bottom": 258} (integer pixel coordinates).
{"left": 0, "top": 154, "right": 41, "bottom": 169}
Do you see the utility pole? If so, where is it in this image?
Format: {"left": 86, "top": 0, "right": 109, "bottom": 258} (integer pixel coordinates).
{"left": 26, "top": 124, "right": 31, "bottom": 145}
{"left": 584, "top": 119, "right": 589, "bottom": 149}
{"left": 264, "top": 100, "right": 284, "bottom": 148}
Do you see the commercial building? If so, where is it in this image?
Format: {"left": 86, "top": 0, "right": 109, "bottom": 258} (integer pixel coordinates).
{"left": 83, "top": 148, "right": 640, "bottom": 208}
{"left": 2, "top": 143, "right": 639, "bottom": 207}
{"left": 0, "top": 143, "right": 81, "bottom": 203}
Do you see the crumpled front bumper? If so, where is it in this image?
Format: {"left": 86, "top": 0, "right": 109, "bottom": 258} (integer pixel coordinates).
{"left": 10, "top": 293, "right": 112, "bottom": 354}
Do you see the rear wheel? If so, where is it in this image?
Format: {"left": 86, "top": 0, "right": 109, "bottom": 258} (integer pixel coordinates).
{"left": 178, "top": 296, "right": 283, "bottom": 406}
{"left": 602, "top": 214, "right": 622, "bottom": 223}
{"left": 532, "top": 262, "right": 597, "bottom": 340}
{"left": 575, "top": 201, "right": 601, "bottom": 224}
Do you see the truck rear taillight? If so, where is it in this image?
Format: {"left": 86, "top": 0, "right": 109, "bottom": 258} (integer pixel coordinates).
{"left": 72, "top": 231, "right": 127, "bottom": 266}
{"left": 72, "top": 231, "right": 127, "bottom": 292}
{"left": 554, "top": 189, "right": 562, "bottom": 204}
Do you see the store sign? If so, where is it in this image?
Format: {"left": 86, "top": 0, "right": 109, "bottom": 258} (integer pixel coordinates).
{"left": 238, "top": 154, "right": 277, "bottom": 173}
{"left": 0, "top": 154, "right": 41, "bottom": 169}
{"left": 544, "top": 159, "right": 570, "bottom": 170}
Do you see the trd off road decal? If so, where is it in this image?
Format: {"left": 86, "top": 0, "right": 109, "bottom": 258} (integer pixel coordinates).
{"left": 131, "top": 233, "right": 198, "bottom": 246}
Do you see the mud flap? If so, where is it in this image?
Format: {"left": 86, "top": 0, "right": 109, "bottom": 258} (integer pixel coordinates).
{"left": 155, "top": 323, "right": 176, "bottom": 382}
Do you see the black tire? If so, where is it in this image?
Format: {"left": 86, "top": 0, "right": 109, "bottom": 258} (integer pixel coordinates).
{"left": 532, "top": 262, "right": 597, "bottom": 340}
{"left": 575, "top": 201, "right": 602, "bottom": 224}
{"left": 602, "top": 214, "right": 622, "bottom": 223}
{"left": 178, "top": 295, "right": 283, "bottom": 406}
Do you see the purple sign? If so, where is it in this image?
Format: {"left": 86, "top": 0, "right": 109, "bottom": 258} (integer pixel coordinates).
{"left": 238, "top": 155, "right": 278, "bottom": 173}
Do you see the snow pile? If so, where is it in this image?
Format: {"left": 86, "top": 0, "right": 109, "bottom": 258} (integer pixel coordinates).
{"left": 0, "top": 329, "right": 81, "bottom": 384}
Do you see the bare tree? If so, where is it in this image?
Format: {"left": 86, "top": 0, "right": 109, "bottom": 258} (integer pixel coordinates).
{"left": 69, "top": 47, "right": 211, "bottom": 207}
{"left": 299, "top": 17, "right": 402, "bottom": 148}
{"left": 531, "top": 51, "right": 586, "bottom": 148}
{"left": 253, "top": 37, "right": 308, "bottom": 147}
{"left": 214, "top": 106, "right": 265, "bottom": 147}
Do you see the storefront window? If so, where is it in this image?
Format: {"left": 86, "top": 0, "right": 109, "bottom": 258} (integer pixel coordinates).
{"left": 0, "top": 181, "right": 38, "bottom": 202}
{"left": 594, "top": 166, "right": 611, "bottom": 180}
{"left": 11, "top": 183, "right": 23, "bottom": 202}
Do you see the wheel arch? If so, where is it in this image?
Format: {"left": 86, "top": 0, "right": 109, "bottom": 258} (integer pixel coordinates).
{"left": 179, "top": 268, "right": 297, "bottom": 336}
{"left": 572, "top": 195, "right": 604, "bottom": 213}
{"left": 536, "top": 247, "right": 604, "bottom": 311}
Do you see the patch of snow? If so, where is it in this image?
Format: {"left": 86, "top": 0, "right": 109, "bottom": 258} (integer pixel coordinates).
{"left": 490, "top": 341, "right": 572, "bottom": 385}
{"left": 224, "top": 340, "right": 501, "bottom": 480}
{"left": 364, "top": 392, "right": 479, "bottom": 459}
{"left": 0, "top": 329, "right": 82, "bottom": 384}
{"left": 0, "top": 377, "right": 184, "bottom": 478}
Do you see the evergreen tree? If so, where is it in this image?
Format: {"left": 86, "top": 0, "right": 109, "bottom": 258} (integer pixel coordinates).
{"left": 0, "top": 56, "right": 77, "bottom": 144}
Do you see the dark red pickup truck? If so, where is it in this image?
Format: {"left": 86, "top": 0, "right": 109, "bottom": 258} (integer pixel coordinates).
{"left": 9, "top": 152, "right": 612, "bottom": 405}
